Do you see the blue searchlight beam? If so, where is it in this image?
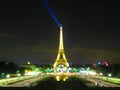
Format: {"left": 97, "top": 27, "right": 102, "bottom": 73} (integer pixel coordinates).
{"left": 41, "top": 0, "right": 61, "bottom": 27}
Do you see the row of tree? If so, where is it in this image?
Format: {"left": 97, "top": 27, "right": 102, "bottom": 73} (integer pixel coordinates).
{"left": 0, "top": 61, "right": 41, "bottom": 77}
{"left": 0, "top": 61, "right": 120, "bottom": 78}
{"left": 0, "top": 61, "right": 18, "bottom": 74}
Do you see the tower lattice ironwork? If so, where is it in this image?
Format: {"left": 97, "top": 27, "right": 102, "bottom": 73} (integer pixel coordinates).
{"left": 53, "top": 25, "right": 69, "bottom": 69}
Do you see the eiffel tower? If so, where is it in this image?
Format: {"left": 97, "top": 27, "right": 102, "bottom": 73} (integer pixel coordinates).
{"left": 53, "top": 25, "right": 69, "bottom": 69}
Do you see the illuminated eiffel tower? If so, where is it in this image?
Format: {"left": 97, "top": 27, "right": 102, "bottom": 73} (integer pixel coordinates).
{"left": 53, "top": 25, "right": 69, "bottom": 69}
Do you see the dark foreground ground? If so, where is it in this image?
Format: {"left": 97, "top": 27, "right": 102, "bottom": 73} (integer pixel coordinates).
{"left": 32, "top": 76, "right": 88, "bottom": 89}
{"left": 29, "top": 76, "right": 120, "bottom": 90}
{"left": 0, "top": 76, "right": 120, "bottom": 90}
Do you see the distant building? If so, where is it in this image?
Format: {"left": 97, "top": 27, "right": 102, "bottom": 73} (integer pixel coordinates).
{"left": 20, "top": 60, "right": 37, "bottom": 72}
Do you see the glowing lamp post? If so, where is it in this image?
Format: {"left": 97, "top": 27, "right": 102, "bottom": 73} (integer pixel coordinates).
{"left": 6, "top": 74, "right": 10, "bottom": 78}
{"left": 6, "top": 74, "right": 10, "bottom": 84}
{"left": 108, "top": 73, "right": 111, "bottom": 77}
{"left": 17, "top": 74, "right": 20, "bottom": 79}
{"left": 107, "top": 73, "right": 112, "bottom": 80}
{"left": 100, "top": 73, "right": 103, "bottom": 80}
{"left": 100, "top": 73, "right": 103, "bottom": 76}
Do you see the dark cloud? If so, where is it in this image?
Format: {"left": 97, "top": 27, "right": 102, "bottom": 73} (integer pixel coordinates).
{"left": 68, "top": 48, "right": 120, "bottom": 64}
{"left": 0, "top": 32, "right": 16, "bottom": 38}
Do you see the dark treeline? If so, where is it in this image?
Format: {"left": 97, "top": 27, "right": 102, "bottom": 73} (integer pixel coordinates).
{"left": 0, "top": 61, "right": 19, "bottom": 75}
{"left": 0, "top": 61, "right": 120, "bottom": 78}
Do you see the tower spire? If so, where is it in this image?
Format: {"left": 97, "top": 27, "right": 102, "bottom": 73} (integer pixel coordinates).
{"left": 59, "top": 24, "right": 64, "bottom": 50}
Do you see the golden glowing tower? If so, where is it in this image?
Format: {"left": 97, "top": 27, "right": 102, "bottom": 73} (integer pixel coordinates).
{"left": 53, "top": 25, "right": 69, "bottom": 69}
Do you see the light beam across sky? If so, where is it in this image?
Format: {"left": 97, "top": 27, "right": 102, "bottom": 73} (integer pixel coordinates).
{"left": 41, "top": 0, "right": 60, "bottom": 27}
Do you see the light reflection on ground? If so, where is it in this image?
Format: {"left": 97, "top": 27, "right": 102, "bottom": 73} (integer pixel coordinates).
{"left": 55, "top": 75, "right": 68, "bottom": 81}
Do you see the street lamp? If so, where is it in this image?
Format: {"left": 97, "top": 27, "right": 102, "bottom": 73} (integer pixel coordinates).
{"left": 6, "top": 74, "right": 10, "bottom": 84}
{"left": 107, "top": 73, "right": 112, "bottom": 80}
{"left": 17, "top": 74, "right": 20, "bottom": 79}
{"left": 100, "top": 73, "right": 103, "bottom": 76}
{"left": 100, "top": 73, "right": 103, "bottom": 80}
{"left": 108, "top": 73, "right": 112, "bottom": 77}
{"left": 99, "top": 73, "right": 103, "bottom": 87}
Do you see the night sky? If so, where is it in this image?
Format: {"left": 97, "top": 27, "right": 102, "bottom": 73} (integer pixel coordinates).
{"left": 0, "top": 0, "right": 120, "bottom": 65}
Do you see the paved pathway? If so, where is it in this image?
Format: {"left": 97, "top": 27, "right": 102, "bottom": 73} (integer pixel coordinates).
{"left": 80, "top": 76, "right": 120, "bottom": 87}
{"left": 7, "top": 76, "right": 42, "bottom": 87}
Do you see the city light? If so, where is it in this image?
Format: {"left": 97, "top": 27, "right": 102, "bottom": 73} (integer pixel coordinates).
{"left": 103, "top": 61, "right": 109, "bottom": 66}
{"left": 108, "top": 73, "right": 112, "bottom": 77}
{"left": 56, "top": 76, "right": 60, "bottom": 81}
{"left": 89, "top": 71, "right": 97, "bottom": 75}
{"left": 6, "top": 74, "right": 10, "bottom": 78}
{"left": 17, "top": 74, "right": 20, "bottom": 77}
{"left": 100, "top": 73, "right": 103, "bottom": 76}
